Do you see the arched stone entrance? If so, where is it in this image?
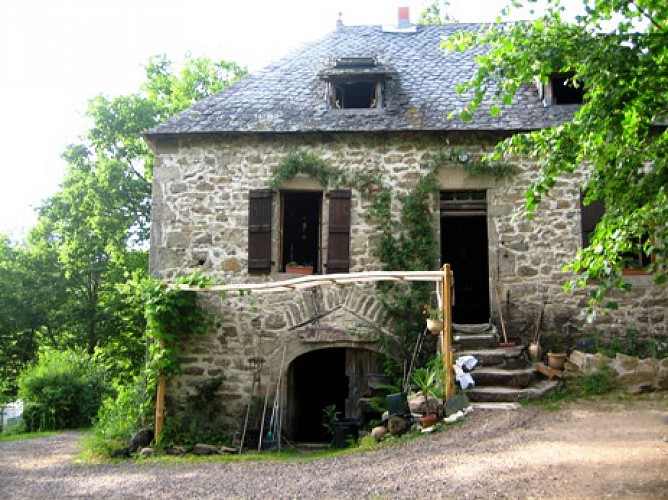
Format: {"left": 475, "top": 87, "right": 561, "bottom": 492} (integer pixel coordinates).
{"left": 285, "top": 346, "right": 382, "bottom": 442}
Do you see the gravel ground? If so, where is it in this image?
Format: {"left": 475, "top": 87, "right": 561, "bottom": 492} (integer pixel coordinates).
{"left": 1, "top": 398, "right": 667, "bottom": 499}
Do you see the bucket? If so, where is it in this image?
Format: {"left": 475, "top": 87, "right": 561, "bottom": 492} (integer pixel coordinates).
{"left": 386, "top": 392, "right": 409, "bottom": 417}
{"left": 332, "top": 419, "right": 359, "bottom": 448}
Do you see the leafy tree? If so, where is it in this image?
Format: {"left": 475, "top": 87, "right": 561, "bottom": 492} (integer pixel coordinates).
{"left": 444, "top": 0, "right": 667, "bottom": 309}
{"left": 1, "top": 56, "right": 247, "bottom": 393}
{"left": 0, "top": 236, "right": 67, "bottom": 398}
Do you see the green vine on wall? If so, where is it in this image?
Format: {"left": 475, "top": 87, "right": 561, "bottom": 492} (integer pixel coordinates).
{"left": 367, "top": 162, "right": 441, "bottom": 371}
{"left": 269, "top": 149, "right": 345, "bottom": 189}
{"left": 139, "top": 272, "right": 219, "bottom": 391}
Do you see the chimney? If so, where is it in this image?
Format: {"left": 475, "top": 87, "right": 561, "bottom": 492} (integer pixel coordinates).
{"left": 397, "top": 6, "right": 410, "bottom": 28}
{"left": 336, "top": 11, "right": 344, "bottom": 29}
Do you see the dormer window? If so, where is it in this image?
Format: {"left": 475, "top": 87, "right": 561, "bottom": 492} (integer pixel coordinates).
{"left": 319, "top": 56, "right": 396, "bottom": 110}
{"left": 331, "top": 81, "right": 381, "bottom": 109}
{"left": 539, "top": 72, "right": 585, "bottom": 107}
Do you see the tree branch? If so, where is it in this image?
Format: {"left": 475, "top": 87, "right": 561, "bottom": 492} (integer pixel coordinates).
{"left": 127, "top": 160, "right": 149, "bottom": 185}
{"left": 629, "top": 0, "right": 666, "bottom": 33}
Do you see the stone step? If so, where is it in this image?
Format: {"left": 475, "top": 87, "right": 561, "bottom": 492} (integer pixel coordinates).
{"left": 470, "top": 366, "right": 536, "bottom": 388}
{"left": 465, "top": 379, "right": 562, "bottom": 403}
{"left": 455, "top": 346, "right": 527, "bottom": 368}
{"left": 452, "top": 332, "right": 499, "bottom": 349}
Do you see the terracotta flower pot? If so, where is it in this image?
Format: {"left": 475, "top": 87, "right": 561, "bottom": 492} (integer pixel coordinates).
{"left": 547, "top": 352, "right": 567, "bottom": 371}
{"left": 419, "top": 413, "right": 438, "bottom": 427}
{"left": 285, "top": 265, "right": 313, "bottom": 275}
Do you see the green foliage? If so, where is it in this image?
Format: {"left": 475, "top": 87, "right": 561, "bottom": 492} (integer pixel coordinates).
{"left": 143, "top": 55, "right": 246, "bottom": 127}
{"left": 579, "top": 368, "right": 616, "bottom": 396}
{"left": 0, "top": 430, "right": 57, "bottom": 441}
{"left": 418, "top": 1, "right": 455, "bottom": 25}
{"left": 372, "top": 168, "right": 440, "bottom": 368}
{"left": 140, "top": 272, "right": 216, "bottom": 385}
{"left": 18, "top": 349, "right": 109, "bottom": 431}
{"left": 321, "top": 404, "right": 341, "bottom": 439}
{"left": 411, "top": 367, "right": 438, "bottom": 398}
{"left": 0, "top": 54, "right": 245, "bottom": 398}
{"left": 160, "top": 376, "right": 230, "bottom": 448}
{"left": 269, "top": 149, "right": 344, "bottom": 189}
{"left": 87, "top": 373, "right": 153, "bottom": 456}
{"left": 443, "top": 1, "right": 668, "bottom": 310}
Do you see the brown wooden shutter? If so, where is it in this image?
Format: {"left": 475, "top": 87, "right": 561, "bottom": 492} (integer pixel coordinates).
{"left": 326, "top": 190, "right": 351, "bottom": 274}
{"left": 580, "top": 191, "right": 605, "bottom": 248}
{"left": 248, "top": 189, "right": 272, "bottom": 274}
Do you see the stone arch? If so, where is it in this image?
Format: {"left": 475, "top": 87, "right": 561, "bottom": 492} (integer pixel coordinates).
{"left": 280, "top": 344, "right": 383, "bottom": 442}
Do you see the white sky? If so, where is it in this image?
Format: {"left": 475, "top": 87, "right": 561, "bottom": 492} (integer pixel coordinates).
{"left": 0, "top": 0, "right": 566, "bottom": 240}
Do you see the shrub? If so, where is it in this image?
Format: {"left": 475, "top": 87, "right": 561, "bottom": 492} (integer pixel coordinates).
{"left": 86, "top": 374, "right": 153, "bottom": 455}
{"left": 579, "top": 368, "right": 616, "bottom": 395}
{"left": 18, "top": 349, "right": 108, "bottom": 431}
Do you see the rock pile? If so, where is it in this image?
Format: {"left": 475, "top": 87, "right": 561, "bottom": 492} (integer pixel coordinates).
{"left": 567, "top": 350, "right": 668, "bottom": 393}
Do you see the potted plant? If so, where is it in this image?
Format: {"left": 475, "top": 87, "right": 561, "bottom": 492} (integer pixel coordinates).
{"left": 411, "top": 367, "right": 439, "bottom": 426}
{"left": 545, "top": 335, "right": 567, "bottom": 370}
{"left": 285, "top": 262, "right": 314, "bottom": 275}
{"left": 424, "top": 307, "right": 444, "bottom": 334}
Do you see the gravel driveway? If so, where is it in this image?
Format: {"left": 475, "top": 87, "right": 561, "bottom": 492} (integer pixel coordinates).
{"left": 1, "top": 399, "right": 667, "bottom": 499}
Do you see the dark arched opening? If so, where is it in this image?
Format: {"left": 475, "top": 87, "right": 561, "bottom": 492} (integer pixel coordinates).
{"left": 288, "top": 348, "right": 348, "bottom": 442}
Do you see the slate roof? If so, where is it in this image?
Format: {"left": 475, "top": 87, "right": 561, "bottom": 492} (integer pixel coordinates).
{"left": 147, "top": 23, "right": 576, "bottom": 136}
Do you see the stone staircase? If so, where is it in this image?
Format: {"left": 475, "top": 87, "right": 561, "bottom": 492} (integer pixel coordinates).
{"left": 452, "top": 325, "right": 561, "bottom": 402}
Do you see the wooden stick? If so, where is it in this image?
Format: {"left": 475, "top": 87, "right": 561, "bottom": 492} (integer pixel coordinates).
{"left": 494, "top": 284, "right": 508, "bottom": 344}
{"left": 442, "top": 264, "right": 455, "bottom": 400}
{"left": 258, "top": 373, "right": 272, "bottom": 452}
{"left": 275, "top": 346, "right": 287, "bottom": 452}
{"left": 154, "top": 339, "right": 166, "bottom": 442}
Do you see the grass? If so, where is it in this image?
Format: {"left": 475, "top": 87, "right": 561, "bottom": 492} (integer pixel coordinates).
{"left": 521, "top": 368, "right": 634, "bottom": 411}
{"left": 80, "top": 420, "right": 464, "bottom": 465}
{"left": 0, "top": 430, "right": 59, "bottom": 442}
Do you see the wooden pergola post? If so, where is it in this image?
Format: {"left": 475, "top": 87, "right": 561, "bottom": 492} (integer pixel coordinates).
{"left": 442, "top": 264, "right": 455, "bottom": 400}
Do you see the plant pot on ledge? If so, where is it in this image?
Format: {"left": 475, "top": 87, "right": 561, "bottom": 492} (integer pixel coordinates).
{"left": 285, "top": 263, "right": 314, "bottom": 275}
{"left": 426, "top": 318, "right": 443, "bottom": 334}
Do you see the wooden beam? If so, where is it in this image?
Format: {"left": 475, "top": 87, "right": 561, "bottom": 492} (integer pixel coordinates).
{"left": 167, "top": 270, "right": 444, "bottom": 294}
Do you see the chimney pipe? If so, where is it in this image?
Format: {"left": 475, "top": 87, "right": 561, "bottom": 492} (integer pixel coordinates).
{"left": 398, "top": 6, "right": 410, "bottom": 28}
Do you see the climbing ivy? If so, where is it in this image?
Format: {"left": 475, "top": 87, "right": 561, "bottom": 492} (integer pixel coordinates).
{"left": 139, "top": 272, "right": 218, "bottom": 389}
{"left": 368, "top": 165, "right": 441, "bottom": 372}
{"left": 269, "top": 149, "right": 345, "bottom": 189}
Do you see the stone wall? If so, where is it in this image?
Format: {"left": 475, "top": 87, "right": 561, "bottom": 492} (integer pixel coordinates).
{"left": 151, "top": 130, "right": 668, "bottom": 430}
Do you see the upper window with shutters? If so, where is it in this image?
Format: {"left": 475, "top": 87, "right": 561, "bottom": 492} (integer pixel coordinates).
{"left": 318, "top": 57, "right": 396, "bottom": 110}
{"left": 247, "top": 189, "right": 351, "bottom": 275}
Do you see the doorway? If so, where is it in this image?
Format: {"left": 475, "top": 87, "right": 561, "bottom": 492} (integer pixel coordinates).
{"left": 288, "top": 348, "right": 348, "bottom": 442}
{"left": 440, "top": 191, "right": 490, "bottom": 324}
{"left": 281, "top": 192, "right": 322, "bottom": 271}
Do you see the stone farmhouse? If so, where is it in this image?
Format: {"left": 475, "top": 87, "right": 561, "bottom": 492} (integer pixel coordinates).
{"left": 145, "top": 14, "right": 667, "bottom": 440}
